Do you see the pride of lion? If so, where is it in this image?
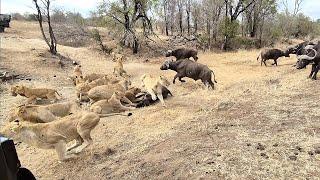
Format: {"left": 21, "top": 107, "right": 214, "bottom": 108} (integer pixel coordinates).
{"left": 0, "top": 47, "right": 220, "bottom": 162}
{"left": 1, "top": 52, "right": 188, "bottom": 161}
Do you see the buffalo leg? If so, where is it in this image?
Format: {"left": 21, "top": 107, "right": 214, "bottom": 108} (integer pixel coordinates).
{"left": 309, "top": 64, "right": 316, "bottom": 78}
{"left": 173, "top": 74, "right": 182, "bottom": 84}
{"left": 272, "top": 59, "right": 278, "bottom": 66}
{"left": 179, "top": 77, "right": 186, "bottom": 82}
{"left": 311, "top": 64, "right": 320, "bottom": 80}
{"left": 208, "top": 80, "right": 215, "bottom": 90}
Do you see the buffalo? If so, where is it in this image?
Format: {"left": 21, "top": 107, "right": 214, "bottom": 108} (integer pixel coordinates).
{"left": 165, "top": 48, "right": 198, "bottom": 61}
{"left": 295, "top": 43, "right": 319, "bottom": 80}
{"left": 257, "top": 48, "right": 290, "bottom": 66}
{"left": 285, "top": 41, "right": 316, "bottom": 56}
{"left": 0, "top": 14, "right": 11, "bottom": 32}
{"left": 160, "top": 59, "right": 217, "bottom": 89}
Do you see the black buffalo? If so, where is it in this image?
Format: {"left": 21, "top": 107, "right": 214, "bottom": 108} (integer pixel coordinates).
{"left": 296, "top": 43, "right": 319, "bottom": 80}
{"left": 0, "top": 14, "right": 11, "bottom": 32}
{"left": 285, "top": 41, "right": 316, "bottom": 55}
{"left": 136, "top": 87, "right": 173, "bottom": 108}
{"left": 160, "top": 59, "right": 217, "bottom": 89}
{"left": 165, "top": 48, "right": 198, "bottom": 61}
{"left": 257, "top": 48, "right": 290, "bottom": 66}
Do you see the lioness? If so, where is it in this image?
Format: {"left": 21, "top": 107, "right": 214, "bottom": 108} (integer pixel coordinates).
{"left": 87, "top": 79, "right": 131, "bottom": 103}
{"left": 1, "top": 111, "right": 132, "bottom": 161}
{"left": 123, "top": 87, "right": 142, "bottom": 103}
{"left": 90, "top": 92, "right": 136, "bottom": 114}
{"left": 8, "top": 102, "right": 81, "bottom": 123}
{"left": 72, "top": 65, "right": 85, "bottom": 86}
{"left": 76, "top": 75, "right": 124, "bottom": 102}
{"left": 73, "top": 65, "right": 83, "bottom": 79}
{"left": 11, "top": 85, "right": 61, "bottom": 104}
{"left": 113, "top": 54, "right": 128, "bottom": 77}
{"left": 140, "top": 74, "right": 171, "bottom": 107}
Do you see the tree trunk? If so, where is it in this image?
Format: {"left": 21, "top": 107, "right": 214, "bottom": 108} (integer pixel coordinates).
{"left": 164, "top": 0, "right": 169, "bottom": 36}
{"left": 178, "top": 0, "right": 183, "bottom": 36}
{"left": 186, "top": 0, "right": 191, "bottom": 35}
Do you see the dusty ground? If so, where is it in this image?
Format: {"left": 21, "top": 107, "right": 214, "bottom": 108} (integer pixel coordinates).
{"left": 1, "top": 21, "right": 320, "bottom": 179}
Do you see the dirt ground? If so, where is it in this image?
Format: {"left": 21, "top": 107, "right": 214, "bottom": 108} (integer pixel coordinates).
{"left": 1, "top": 21, "right": 320, "bottom": 179}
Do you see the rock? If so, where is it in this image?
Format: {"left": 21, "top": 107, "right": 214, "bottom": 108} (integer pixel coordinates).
{"left": 314, "top": 148, "right": 320, "bottom": 154}
{"left": 295, "top": 146, "right": 303, "bottom": 152}
{"left": 260, "top": 153, "right": 269, "bottom": 159}
{"left": 92, "top": 153, "right": 102, "bottom": 161}
{"left": 103, "top": 148, "right": 115, "bottom": 156}
{"left": 308, "top": 151, "right": 314, "bottom": 156}
{"left": 288, "top": 155, "right": 297, "bottom": 161}
{"left": 256, "top": 143, "right": 266, "bottom": 151}
{"left": 217, "top": 100, "right": 234, "bottom": 111}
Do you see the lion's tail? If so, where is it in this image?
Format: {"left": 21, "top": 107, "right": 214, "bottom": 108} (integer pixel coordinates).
{"left": 55, "top": 90, "right": 62, "bottom": 97}
{"left": 99, "top": 112, "right": 132, "bottom": 118}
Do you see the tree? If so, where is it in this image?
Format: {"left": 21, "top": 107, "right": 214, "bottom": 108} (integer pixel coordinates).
{"left": 98, "top": 0, "right": 155, "bottom": 54}
{"left": 221, "top": 0, "right": 256, "bottom": 50}
{"left": 33, "top": 0, "right": 57, "bottom": 55}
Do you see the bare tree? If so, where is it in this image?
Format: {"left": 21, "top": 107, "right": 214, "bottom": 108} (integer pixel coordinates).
{"left": 186, "top": 0, "right": 191, "bottom": 35}
{"left": 221, "top": 0, "right": 256, "bottom": 50}
{"left": 163, "top": 0, "right": 169, "bottom": 36}
{"left": 33, "top": 0, "right": 57, "bottom": 55}
{"left": 177, "top": 0, "right": 184, "bottom": 35}
{"left": 282, "top": 0, "right": 303, "bottom": 16}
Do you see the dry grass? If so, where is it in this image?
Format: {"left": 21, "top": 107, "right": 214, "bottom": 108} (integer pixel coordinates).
{"left": 1, "top": 21, "right": 320, "bottom": 179}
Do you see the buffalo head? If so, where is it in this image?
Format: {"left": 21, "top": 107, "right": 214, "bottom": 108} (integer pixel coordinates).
{"left": 160, "top": 59, "right": 173, "bottom": 70}
{"left": 296, "top": 45, "right": 318, "bottom": 69}
{"left": 165, "top": 50, "right": 173, "bottom": 57}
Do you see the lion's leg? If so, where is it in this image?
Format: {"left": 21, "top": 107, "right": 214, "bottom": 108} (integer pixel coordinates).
{"left": 119, "top": 104, "right": 136, "bottom": 111}
{"left": 67, "top": 137, "right": 84, "bottom": 152}
{"left": 148, "top": 89, "right": 157, "bottom": 101}
{"left": 121, "top": 96, "right": 134, "bottom": 106}
{"left": 70, "top": 129, "right": 93, "bottom": 154}
{"left": 157, "top": 93, "right": 166, "bottom": 107}
{"left": 55, "top": 140, "right": 77, "bottom": 161}
{"left": 27, "top": 96, "right": 37, "bottom": 104}
{"left": 46, "top": 93, "right": 57, "bottom": 103}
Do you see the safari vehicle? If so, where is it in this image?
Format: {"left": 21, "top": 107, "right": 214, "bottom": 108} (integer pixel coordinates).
{"left": 0, "top": 136, "right": 36, "bottom": 180}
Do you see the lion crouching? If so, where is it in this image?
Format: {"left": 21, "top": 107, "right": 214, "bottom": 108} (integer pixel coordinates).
{"left": 11, "top": 85, "right": 61, "bottom": 104}
{"left": 8, "top": 102, "right": 81, "bottom": 123}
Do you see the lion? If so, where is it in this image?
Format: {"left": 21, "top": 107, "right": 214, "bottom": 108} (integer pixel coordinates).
{"left": 140, "top": 74, "right": 171, "bottom": 107}
{"left": 123, "top": 87, "right": 142, "bottom": 103}
{"left": 83, "top": 73, "right": 105, "bottom": 83}
{"left": 113, "top": 54, "right": 128, "bottom": 78}
{"left": 75, "top": 75, "right": 123, "bottom": 102}
{"left": 11, "top": 85, "right": 61, "bottom": 104}
{"left": 90, "top": 92, "right": 136, "bottom": 114}
{"left": 71, "top": 65, "right": 85, "bottom": 86}
{"left": 73, "top": 65, "right": 83, "bottom": 79}
{"left": 1, "top": 111, "right": 132, "bottom": 161}
{"left": 8, "top": 102, "right": 81, "bottom": 123}
{"left": 87, "top": 78, "right": 132, "bottom": 103}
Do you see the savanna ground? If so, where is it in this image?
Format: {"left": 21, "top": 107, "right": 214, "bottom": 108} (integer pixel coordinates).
{"left": 1, "top": 21, "right": 320, "bottom": 179}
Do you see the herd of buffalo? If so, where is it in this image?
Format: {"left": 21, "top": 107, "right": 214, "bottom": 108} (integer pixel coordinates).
{"left": 166, "top": 40, "right": 320, "bottom": 88}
